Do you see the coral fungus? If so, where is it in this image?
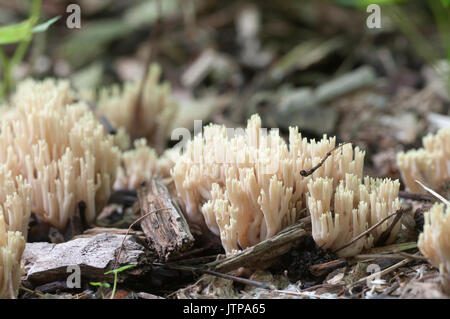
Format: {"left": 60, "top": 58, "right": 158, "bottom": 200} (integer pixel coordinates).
{"left": 397, "top": 128, "right": 450, "bottom": 193}
{"left": 171, "top": 114, "right": 368, "bottom": 255}
{"left": 0, "top": 79, "right": 120, "bottom": 230}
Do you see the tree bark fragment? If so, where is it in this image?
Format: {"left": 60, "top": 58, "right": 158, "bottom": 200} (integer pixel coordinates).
{"left": 22, "top": 233, "right": 152, "bottom": 285}
{"left": 137, "top": 178, "right": 195, "bottom": 261}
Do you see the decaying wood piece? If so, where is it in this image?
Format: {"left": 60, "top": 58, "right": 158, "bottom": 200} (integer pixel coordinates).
{"left": 206, "top": 218, "right": 310, "bottom": 273}
{"left": 22, "top": 233, "right": 152, "bottom": 285}
{"left": 137, "top": 178, "right": 195, "bottom": 261}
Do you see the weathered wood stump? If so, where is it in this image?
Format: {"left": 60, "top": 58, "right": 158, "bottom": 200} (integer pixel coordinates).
{"left": 137, "top": 179, "right": 195, "bottom": 261}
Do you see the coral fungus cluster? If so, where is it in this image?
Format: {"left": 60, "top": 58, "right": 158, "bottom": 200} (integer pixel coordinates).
{"left": 307, "top": 174, "right": 401, "bottom": 257}
{"left": 94, "top": 64, "right": 178, "bottom": 151}
{"left": 397, "top": 128, "right": 450, "bottom": 193}
{"left": 0, "top": 164, "right": 31, "bottom": 238}
{"left": 0, "top": 215, "right": 25, "bottom": 298}
{"left": 0, "top": 69, "right": 178, "bottom": 298}
{"left": 0, "top": 79, "right": 121, "bottom": 230}
{"left": 418, "top": 203, "right": 450, "bottom": 294}
{"left": 398, "top": 128, "right": 450, "bottom": 294}
{"left": 114, "top": 138, "right": 159, "bottom": 190}
{"left": 0, "top": 69, "right": 413, "bottom": 296}
{"left": 171, "top": 114, "right": 402, "bottom": 256}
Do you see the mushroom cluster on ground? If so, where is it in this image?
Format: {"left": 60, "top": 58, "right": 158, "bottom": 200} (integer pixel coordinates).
{"left": 0, "top": 73, "right": 176, "bottom": 297}
{"left": 1, "top": 74, "right": 449, "bottom": 297}
{"left": 418, "top": 203, "right": 450, "bottom": 294}
{"left": 0, "top": 215, "right": 25, "bottom": 298}
{"left": 0, "top": 79, "right": 121, "bottom": 230}
{"left": 87, "top": 64, "right": 178, "bottom": 152}
{"left": 171, "top": 114, "right": 403, "bottom": 256}
{"left": 307, "top": 174, "right": 401, "bottom": 257}
{"left": 397, "top": 128, "right": 450, "bottom": 193}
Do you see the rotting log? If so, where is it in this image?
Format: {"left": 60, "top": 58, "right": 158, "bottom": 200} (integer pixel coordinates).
{"left": 137, "top": 178, "right": 195, "bottom": 261}
{"left": 206, "top": 217, "right": 310, "bottom": 273}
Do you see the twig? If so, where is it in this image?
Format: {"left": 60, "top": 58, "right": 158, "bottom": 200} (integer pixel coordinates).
{"left": 86, "top": 101, "right": 117, "bottom": 135}
{"left": 354, "top": 253, "right": 405, "bottom": 260}
{"left": 375, "top": 208, "right": 405, "bottom": 247}
{"left": 333, "top": 208, "right": 403, "bottom": 254}
{"left": 354, "top": 252, "right": 425, "bottom": 261}
{"left": 154, "top": 263, "right": 275, "bottom": 290}
{"left": 415, "top": 180, "right": 450, "bottom": 206}
{"left": 398, "top": 252, "right": 428, "bottom": 261}
{"left": 365, "top": 241, "right": 417, "bottom": 255}
{"left": 355, "top": 254, "right": 417, "bottom": 285}
{"left": 300, "top": 141, "right": 354, "bottom": 177}
{"left": 272, "top": 288, "right": 339, "bottom": 299}
{"left": 398, "top": 191, "right": 433, "bottom": 202}
{"left": 309, "top": 259, "right": 347, "bottom": 277}
{"left": 20, "top": 285, "right": 44, "bottom": 298}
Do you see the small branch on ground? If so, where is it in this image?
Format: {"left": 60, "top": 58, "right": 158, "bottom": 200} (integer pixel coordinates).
{"left": 333, "top": 208, "right": 403, "bottom": 254}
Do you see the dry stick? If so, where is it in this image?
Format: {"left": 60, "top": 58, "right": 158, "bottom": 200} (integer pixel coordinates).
{"left": 85, "top": 101, "right": 118, "bottom": 135}
{"left": 398, "top": 252, "right": 428, "bottom": 261}
{"left": 415, "top": 179, "right": 450, "bottom": 206}
{"left": 300, "top": 141, "right": 354, "bottom": 177}
{"left": 374, "top": 208, "right": 405, "bottom": 247}
{"left": 19, "top": 285, "right": 44, "bottom": 298}
{"left": 197, "top": 268, "right": 275, "bottom": 290}
{"left": 333, "top": 208, "right": 402, "bottom": 254}
{"left": 354, "top": 253, "right": 405, "bottom": 260}
{"left": 355, "top": 253, "right": 418, "bottom": 285}
{"left": 398, "top": 191, "right": 433, "bottom": 202}
{"left": 272, "top": 288, "right": 339, "bottom": 299}
{"left": 354, "top": 253, "right": 426, "bottom": 261}
{"left": 154, "top": 262, "right": 275, "bottom": 290}
{"left": 113, "top": 207, "right": 172, "bottom": 270}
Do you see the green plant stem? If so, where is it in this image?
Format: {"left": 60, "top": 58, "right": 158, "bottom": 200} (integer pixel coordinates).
{"left": 11, "top": 40, "right": 31, "bottom": 67}
{"left": 428, "top": 0, "right": 450, "bottom": 92}
{"left": 0, "top": 47, "right": 8, "bottom": 100}
{"left": 0, "top": 0, "right": 41, "bottom": 100}
{"left": 385, "top": 4, "right": 439, "bottom": 66}
{"left": 428, "top": 0, "right": 450, "bottom": 60}
{"left": 110, "top": 272, "right": 118, "bottom": 299}
{"left": 100, "top": 288, "right": 105, "bottom": 299}
{"left": 29, "top": 0, "right": 42, "bottom": 25}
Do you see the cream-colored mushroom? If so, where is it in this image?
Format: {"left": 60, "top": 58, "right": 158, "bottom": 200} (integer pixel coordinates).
{"left": 0, "top": 164, "right": 31, "bottom": 238}
{"left": 0, "top": 214, "right": 25, "bottom": 298}
{"left": 418, "top": 203, "right": 450, "bottom": 294}
{"left": 172, "top": 114, "right": 366, "bottom": 255}
{"left": 95, "top": 64, "right": 178, "bottom": 151}
{"left": 397, "top": 128, "right": 450, "bottom": 193}
{"left": 114, "top": 138, "right": 159, "bottom": 190}
{"left": 0, "top": 79, "right": 121, "bottom": 230}
{"left": 307, "top": 174, "right": 401, "bottom": 257}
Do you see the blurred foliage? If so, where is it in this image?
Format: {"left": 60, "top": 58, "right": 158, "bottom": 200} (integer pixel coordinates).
{"left": 0, "top": 0, "right": 59, "bottom": 99}
{"left": 338, "top": 0, "right": 450, "bottom": 91}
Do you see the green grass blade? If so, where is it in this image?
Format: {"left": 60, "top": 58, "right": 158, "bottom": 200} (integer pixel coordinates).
{"left": 33, "top": 16, "right": 61, "bottom": 33}
{"left": 0, "top": 20, "right": 33, "bottom": 45}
